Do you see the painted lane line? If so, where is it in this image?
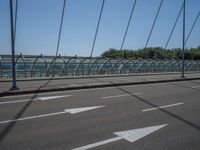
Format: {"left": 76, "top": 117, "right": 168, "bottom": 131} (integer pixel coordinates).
{"left": 37, "top": 95, "right": 72, "bottom": 101}
{"left": 0, "top": 95, "right": 72, "bottom": 105}
{"left": 192, "top": 85, "right": 200, "bottom": 88}
{"left": 142, "top": 102, "right": 184, "bottom": 112}
{"left": 101, "top": 93, "right": 143, "bottom": 99}
{"left": 0, "top": 106, "right": 105, "bottom": 124}
{"left": 72, "top": 124, "right": 167, "bottom": 150}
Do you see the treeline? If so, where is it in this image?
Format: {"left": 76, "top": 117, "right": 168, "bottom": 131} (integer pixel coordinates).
{"left": 101, "top": 47, "right": 200, "bottom": 60}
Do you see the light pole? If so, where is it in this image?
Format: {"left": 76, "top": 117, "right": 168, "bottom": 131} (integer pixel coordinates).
{"left": 181, "top": 0, "right": 186, "bottom": 78}
{"left": 9, "top": 0, "right": 19, "bottom": 90}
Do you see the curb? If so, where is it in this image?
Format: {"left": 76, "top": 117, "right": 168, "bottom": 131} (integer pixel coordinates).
{"left": 1, "top": 72, "right": 200, "bottom": 82}
{"left": 1, "top": 77, "right": 200, "bottom": 97}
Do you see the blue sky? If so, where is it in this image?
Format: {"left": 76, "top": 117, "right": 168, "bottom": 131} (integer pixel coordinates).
{"left": 0, "top": 0, "right": 200, "bottom": 56}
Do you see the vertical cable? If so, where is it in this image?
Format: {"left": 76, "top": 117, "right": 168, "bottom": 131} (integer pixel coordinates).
{"left": 120, "top": 0, "right": 137, "bottom": 50}
{"left": 165, "top": 3, "right": 183, "bottom": 49}
{"left": 184, "top": 10, "right": 200, "bottom": 46}
{"left": 90, "top": 0, "right": 105, "bottom": 58}
{"left": 145, "top": 0, "right": 164, "bottom": 48}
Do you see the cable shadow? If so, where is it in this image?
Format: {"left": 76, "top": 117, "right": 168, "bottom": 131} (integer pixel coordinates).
{"left": 0, "top": 77, "right": 53, "bottom": 144}
{"left": 116, "top": 86, "right": 200, "bottom": 131}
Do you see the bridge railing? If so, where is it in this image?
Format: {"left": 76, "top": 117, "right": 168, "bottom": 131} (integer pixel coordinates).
{"left": 1, "top": 54, "right": 200, "bottom": 79}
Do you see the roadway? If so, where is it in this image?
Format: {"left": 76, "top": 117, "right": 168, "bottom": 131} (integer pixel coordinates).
{"left": 0, "top": 80, "right": 200, "bottom": 149}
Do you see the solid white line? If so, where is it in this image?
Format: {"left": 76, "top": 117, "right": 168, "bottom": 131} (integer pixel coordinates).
{"left": 0, "top": 95, "right": 72, "bottom": 105}
{"left": 72, "top": 137, "right": 121, "bottom": 150}
{"left": 142, "top": 102, "right": 184, "bottom": 112}
{"left": 0, "top": 111, "right": 67, "bottom": 124}
{"left": 101, "top": 93, "right": 143, "bottom": 99}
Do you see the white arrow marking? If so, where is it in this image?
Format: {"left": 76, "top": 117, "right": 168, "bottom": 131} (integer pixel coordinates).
{"left": 0, "top": 106, "right": 105, "bottom": 124}
{"left": 0, "top": 95, "right": 72, "bottom": 105}
{"left": 64, "top": 106, "right": 105, "bottom": 114}
{"left": 72, "top": 124, "right": 167, "bottom": 150}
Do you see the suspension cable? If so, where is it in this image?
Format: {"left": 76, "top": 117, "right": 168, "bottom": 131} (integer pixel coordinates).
{"left": 14, "top": 0, "right": 18, "bottom": 43}
{"left": 145, "top": 0, "right": 164, "bottom": 48}
{"left": 120, "top": 0, "right": 137, "bottom": 50}
{"left": 184, "top": 9, "right": 200, "bottom": 46}
{"left": 51, "top": 0, "right": 66, "bottom": 77}
{"left": 55, "top": 0, "right": 67, "bottom": 57}
{"left": 164, "top": 3, "right": 183, "bottom": 49}
{"left": 90, "top": 0, "right": 105, "bottom": 58}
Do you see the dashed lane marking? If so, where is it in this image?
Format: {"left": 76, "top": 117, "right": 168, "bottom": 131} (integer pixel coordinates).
{"left": 142, "top": 102, "right": 184, "bottom": 112}
{"left": 101, "top": 93, "right": 143, "bottom": 99}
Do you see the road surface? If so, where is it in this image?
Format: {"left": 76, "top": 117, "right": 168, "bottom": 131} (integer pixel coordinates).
{"left": 0, "top": 80, "right": 200, "bottom": 149}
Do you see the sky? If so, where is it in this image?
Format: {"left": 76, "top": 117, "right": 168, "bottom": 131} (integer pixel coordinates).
{"left": 0, "top": 0, "right": 200, "bottom": 56}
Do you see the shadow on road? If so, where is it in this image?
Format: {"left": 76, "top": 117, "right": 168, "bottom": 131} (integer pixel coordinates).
{"left": 117, "top": 86, "right": 200, "bottom": 131}
{"left": 0, "top": 77, "right": 53, "bottom": 144}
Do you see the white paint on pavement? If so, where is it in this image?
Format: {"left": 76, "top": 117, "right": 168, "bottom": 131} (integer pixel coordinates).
{"left": 37, "top": 95, "right": 71, "bottom": 101}
{"left": 101, "top": 93, "right": 143, "bottom": 99}
{"left": 0, "top": 87, "right": 116, "bottom": 99}
{"left": 64, "top": 106, "right": 105, "bottom": 114}
{"left": 72, "top": 137, "right": 122, "bottom": 150}
{"left": 192, "top": 85, "right": 200, "bottom": 89}
{"left": 0, "top": 111, "right": 67, "bottom": 124}
{"left": 0, "top": 95, "right": 72, "bottom": 105}
{"left": 0, "top": 105, "right": 104, "bottom": 124}
{"left": 142, "top": 102, "right": 184, "bottom": 112}
{"left": 72, "top": 124, "right": 167, "bottom": 150}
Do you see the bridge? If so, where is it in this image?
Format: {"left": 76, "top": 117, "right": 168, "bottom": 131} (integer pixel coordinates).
{"left": 0, "top": 0, "right": 200, "bottom": 150}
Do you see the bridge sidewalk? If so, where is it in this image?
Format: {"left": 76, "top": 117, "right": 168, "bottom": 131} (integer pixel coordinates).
{"left": 0, "top": 73, "right": 200, "bottom": 97}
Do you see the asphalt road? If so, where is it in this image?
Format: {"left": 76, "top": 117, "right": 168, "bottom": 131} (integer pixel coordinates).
{"left": 0, "top": 80, "right": 200, "bottom": 150}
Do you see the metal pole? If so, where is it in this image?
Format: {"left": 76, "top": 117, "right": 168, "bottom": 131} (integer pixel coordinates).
{"left": 9, "top": 0, "right": 19, "bottom": 90}
{"left": 181, "top": 0, "right": 185, "bottom": 78}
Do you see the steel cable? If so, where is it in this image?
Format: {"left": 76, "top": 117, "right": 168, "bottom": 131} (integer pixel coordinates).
{"left": 51, "top": 0, "right": 67, "bottom": 77}
{"left": 164, "top": 3, "right": 183, "bottom": 49}
{"left": 14, "top": 0, "right": 18, "bottom": 44}
{"left": 55, "top": 0, "right": 67, "bottom": 57}
{"left": 90, "top": 0, "right": 105, "bottom": 58}
{"left": 184, "top": 9, "right": 200, "bottom": 46}
{"left": 120, "top": 0, "right": 137, "bottom": 50}
{"left": 145, "top": 0, "right": 164, "bottom": 48}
